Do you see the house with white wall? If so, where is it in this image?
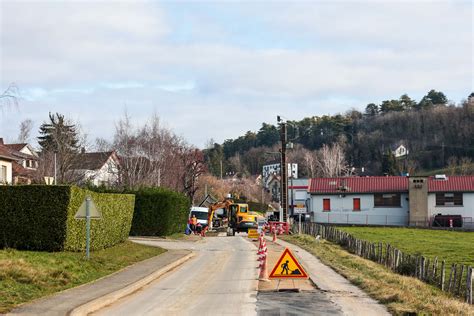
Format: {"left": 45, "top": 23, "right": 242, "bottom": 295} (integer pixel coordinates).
{"left": 0, "top": 141, "right": 16, "bottom": 185}
{"left": 69, "top": 151, "right": 120, "bottom": 186}
{"left": 309, "top": 177, "right": 410, "bottom": 226}
{"left": 3, "top": 142, "right": 39, "bottom": 184}
{"left": 409, "top": 175, "right": 474, "bottom": 228}
{"left": 309, "top": 175, "right": 474, "bottom": 228}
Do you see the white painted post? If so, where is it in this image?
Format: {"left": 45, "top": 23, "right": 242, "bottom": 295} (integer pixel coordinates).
{"left": 86, "top": 196, "right": 91, "bottom": 260}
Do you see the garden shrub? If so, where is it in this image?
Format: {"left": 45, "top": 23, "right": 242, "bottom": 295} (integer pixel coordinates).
{"left": 128, "top": 187, "right": 190, "bottom": 236}
{"left": 0, "top": 185, "right": 135, "bottom": 251}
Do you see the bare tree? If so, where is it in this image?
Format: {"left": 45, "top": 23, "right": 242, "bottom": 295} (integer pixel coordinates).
{"left": 17, "top": 119, "right": 33, "bottom": 143}
{"left": 111, "top": 111, "right": 205, "bottom": 195}
{"left": 95, "top": 137, "right": 112, "bottom": 151}
{"left": 303, "top": 149, "right": 318, "bottom": 178}
{"left": 459, "top": 157, "right": 472, "bottom": 175}
{"left": 179, "top": 147, "right": 206, "bottom": 203}
{"left": 316, "top": 143, "right": 348, "bottom": 177}
{"left": 0, "top": 83, "right": 19, "bottom": 109}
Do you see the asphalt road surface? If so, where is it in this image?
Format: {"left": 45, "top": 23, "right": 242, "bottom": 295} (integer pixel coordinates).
{"left": 94, "top": 236, "right": 259, "bottom": 316}
{"left": 93, "top": 236, "right": 343, "bottom": 316}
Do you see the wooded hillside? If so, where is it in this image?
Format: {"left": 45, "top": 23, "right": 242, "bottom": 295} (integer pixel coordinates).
{"left": 204, "top": 91, "right": 474, "bottom": 177}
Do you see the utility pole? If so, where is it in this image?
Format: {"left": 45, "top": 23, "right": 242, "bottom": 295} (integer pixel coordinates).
{"left": 278, "top": 116, "right": 288, "bottom": 223}
{"left": 220, "top": 160, "right": 223, "bottom": 180}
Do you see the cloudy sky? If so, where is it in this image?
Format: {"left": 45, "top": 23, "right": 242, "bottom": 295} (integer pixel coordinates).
{"left": 0, "top": 0, "right": 472, "bottom": 148}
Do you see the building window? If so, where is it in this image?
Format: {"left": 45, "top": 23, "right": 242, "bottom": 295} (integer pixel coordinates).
{"left": 323, "top": 199, "right": 331, "bottom": 211}
{"left": 353, "top": 198, "right": 361, "bottom": 211}
{"left": 0, "top": 166, "right": 6, "bottom": 183}
{"left": 374, "top": 193, "right": 401, "bottom": 207}
{"left": 436, "top": 193, "right": 463, "bottom": 206}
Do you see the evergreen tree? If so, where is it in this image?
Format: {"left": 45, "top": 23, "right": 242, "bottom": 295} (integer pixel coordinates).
{"left": 365, "top": 103, "right": 379, "bottom": 116}
{"left": 38, "top": 112, "right": 80, "bottom": 183}
{"left": 38, "top": 112, "right": 79, "bottom": 151}
{"left": 381, "top": 150, "right": 398, "bottom": 175}
{"left": 399, "top": 94, "right": 417, "bottom": 110}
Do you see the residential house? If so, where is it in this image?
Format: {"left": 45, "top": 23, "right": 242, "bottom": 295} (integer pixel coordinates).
{"left": 0, "top": 140, "right": 16, "bottom": 185}
{"left": 309, "top": 176, "right": 409, "bottom": 226}
{"left": 3, "top": 142, "right": 39, "bottom": 184}
{"left": 392, "top": 144, "right": 409, "bottom": 158}
{"left": 309, "top": 175, "right": 474, "bottom": 228}
{"left": 410, "top": 175, "right": 474, "bottom": 228}
{"left": 69, "top": 151, "right": 120, "bottom": 186}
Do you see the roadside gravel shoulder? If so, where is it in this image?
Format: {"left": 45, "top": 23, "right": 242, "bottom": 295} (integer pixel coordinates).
{"left": 274, "top": 236, "right": 390, "bottom": 316}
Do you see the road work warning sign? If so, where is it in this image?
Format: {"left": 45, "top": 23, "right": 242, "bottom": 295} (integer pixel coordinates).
{"left": 269, "top": 248, "right": 309, "bottom": 279}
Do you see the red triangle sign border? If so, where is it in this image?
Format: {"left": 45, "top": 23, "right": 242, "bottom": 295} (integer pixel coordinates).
{"left": 269, "top": 247, "right": 309, "bottom": 279}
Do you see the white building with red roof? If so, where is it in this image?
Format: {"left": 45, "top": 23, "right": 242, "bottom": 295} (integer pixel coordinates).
{"left": 0, "top": 139, "right": 16, "bottom": 184}
{"left": 308, "top": 175, "right": 474, "bottom": 228}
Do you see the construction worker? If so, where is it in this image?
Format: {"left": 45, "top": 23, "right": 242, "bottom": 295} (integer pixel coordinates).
{"left": 190, "top": 214, "right": 197, "bottom": 234}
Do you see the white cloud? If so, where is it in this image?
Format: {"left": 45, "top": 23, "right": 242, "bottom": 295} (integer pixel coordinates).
{"left": 0, "top": 1, "right": 471, "bottom": 147}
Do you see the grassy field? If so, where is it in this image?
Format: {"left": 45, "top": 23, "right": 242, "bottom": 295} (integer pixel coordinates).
{"left": 283, "top": 234, "right": 474, "bottom": 315}
{"left": 338, "top": 227, "right": 474, "bottom": 268}
{"left": 0, "top": 241, "right": 165, "bottom": 313}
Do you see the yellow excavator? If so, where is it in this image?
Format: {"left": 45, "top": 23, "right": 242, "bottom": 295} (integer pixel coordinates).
{"left": 208, "top": 199, "right": 258, "bottom": 236}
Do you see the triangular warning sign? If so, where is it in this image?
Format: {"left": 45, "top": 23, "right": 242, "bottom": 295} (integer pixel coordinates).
{"left": 269, "top": 248, "right": 309, "bottom": 279}
{"left": 74, "top": 197, "right": 102, "bottom": 219}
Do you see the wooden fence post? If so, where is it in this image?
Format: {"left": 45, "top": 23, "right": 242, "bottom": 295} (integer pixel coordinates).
{"left": 441, "top": 260, "right": 446, "bottom": 291}
{"left": 457, "top": 265, "right": 465, "bottom": 296}
{"left": 466, "top": 267, "right": 472, "bottom": 304}
{"left": 448, "top": 264, "right": 455, "bottom": 293}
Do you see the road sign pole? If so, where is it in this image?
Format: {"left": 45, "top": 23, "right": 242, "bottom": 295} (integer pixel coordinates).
{"left": 298, "top": 213, "right": 301, "bottom": 235}
{"left": 86, "top": 196, "right": 91, "bottom": 260}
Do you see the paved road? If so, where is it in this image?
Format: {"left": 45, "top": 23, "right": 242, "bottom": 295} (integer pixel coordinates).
{"left": 94, "top": 236, "right": 258, "bottom": 316}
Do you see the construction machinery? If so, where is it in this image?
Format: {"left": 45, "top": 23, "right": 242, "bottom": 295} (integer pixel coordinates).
{"left": 207, "top": 199, "right": 258, "bottom": 236}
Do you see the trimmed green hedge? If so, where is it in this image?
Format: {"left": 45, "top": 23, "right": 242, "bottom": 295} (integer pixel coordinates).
{"left": 0, "top": 185, "right": 135, "bottom": 251}
{"left": 128, "top": 187, "right": 190, "bottom": 236}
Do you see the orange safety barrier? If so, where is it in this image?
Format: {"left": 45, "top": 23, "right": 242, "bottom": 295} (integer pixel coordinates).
{"left": 268, "top": 221, "right": 290, "bottom": 234}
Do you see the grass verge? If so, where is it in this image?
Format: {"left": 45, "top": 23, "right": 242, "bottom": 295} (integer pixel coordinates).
{"left": 338, "top": 226, "right": 474, "bottom": 268}
{"left": 0, "top": 240, "right": 165, "bottom": 313}
{"left": 282, "top": 234, "right": 473, "bottom": 315}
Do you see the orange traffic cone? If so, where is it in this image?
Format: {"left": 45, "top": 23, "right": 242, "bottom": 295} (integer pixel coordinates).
{"left": 259, "top": 252, "right": 269, "bottom": 281}
{"left": 272, "top": 228, "right": 277, "bottom": 242}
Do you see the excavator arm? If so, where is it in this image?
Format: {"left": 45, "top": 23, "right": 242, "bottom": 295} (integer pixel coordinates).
{"left": 207, "top": 199, "right": 234, "bottom": 230}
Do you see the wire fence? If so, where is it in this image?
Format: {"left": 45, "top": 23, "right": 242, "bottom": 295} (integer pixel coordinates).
{"left": 314, "top": 213, "right": 408, "bottom": 226}
{"left": 313, "top": 213, "right": 474, "bottom": 230}
{"left": 296, "top": 222, "right": 473, "bottom": 305}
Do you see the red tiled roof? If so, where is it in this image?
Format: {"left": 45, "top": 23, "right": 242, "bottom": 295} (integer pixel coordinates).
{"left": 309, "top": 176, "right": 474, "bottom": 194}
{"left": 5, "top": 143, "right": 27, "bottom": 152}
{"left": 12, "top": 161, "right": 35, "bottom": 177}
{"left": 0, "top": 144, "right": 16, "bottom": 160}
{"left": 309, "top": 176, "right": 409, "bottom": 194}
{"left": 428, "top": 176, "right": 474, "bottom": 192}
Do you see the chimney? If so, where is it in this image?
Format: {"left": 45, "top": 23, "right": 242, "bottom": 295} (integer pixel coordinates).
{"left": 0, "top": 138, "right": 3, "bottom": 145}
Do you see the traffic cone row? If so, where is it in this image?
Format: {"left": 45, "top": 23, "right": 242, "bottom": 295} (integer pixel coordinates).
{"left": 257, "top": 233, "right": 269, "bottom": 281}
{"left": 257, "top": 233, "right": 267, "bottom": 266}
